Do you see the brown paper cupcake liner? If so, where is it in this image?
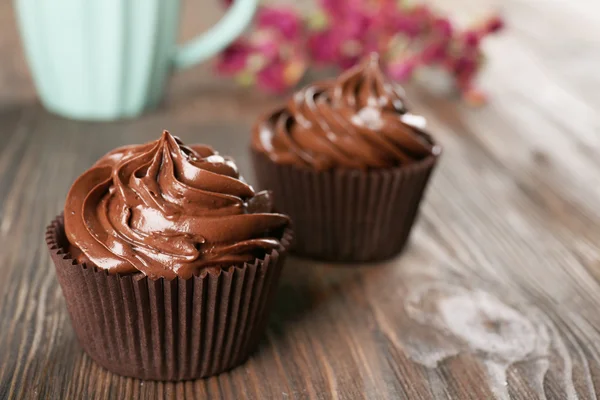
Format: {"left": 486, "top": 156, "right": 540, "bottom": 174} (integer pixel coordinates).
{"left": 46, "top": 216, "right": 292, "bottom": 381}
{"left": 252, "top": 150, "right": 438, "bottom": 262}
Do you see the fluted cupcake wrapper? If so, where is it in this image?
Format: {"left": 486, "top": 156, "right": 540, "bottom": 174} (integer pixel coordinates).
{"left": 46, "top": 216, "right": 291, "bottom": 381}
{"left": 252, "top": 150, "right": 438, "bottom": 262}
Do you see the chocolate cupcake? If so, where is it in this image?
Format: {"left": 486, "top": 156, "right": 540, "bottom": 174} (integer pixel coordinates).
{"left": 251, "top": 54, "right": 440, "bottom": 262}
{"left": 46, "top": 131, "right": 291, "bottom": 380}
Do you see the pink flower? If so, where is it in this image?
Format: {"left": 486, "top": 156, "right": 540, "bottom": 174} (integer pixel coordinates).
{"left": 319, "top": 0, "right": 363, "bottom": 19}
{"left": 216, "top": 5, "right": 309, "bottom": 93}
{"left": 257, "top": 7, "right": 303, "bottom": 41}
{"left": 449, "top": 54, "right": 481, "bottom": 92}
{"left": 386, "top": 58, "right": 417, "bottom": 81}
{"left": 387, "top": 14, "right": 423, "bottom": 37}
{"left": 420, "top": 41, "right": 447, "bottom": 63}
{"left": 308, "top": 8, "right": 387, "bottom": 70}
{"left": 308, "top": 27, "right": 363, "bottom": 69}
{"left": 250, "top": 30, "right": 281, "bottom": 62}
{"left": 484, "top": 15, "right": 504, "bottom": 33}
{"left": 431, "top": 17, "right": 453, "bottom": 40}
{"left": 453, "top": 56, "right": 477, "bottom": 75}
{"left": 216, "top": 40, "right": 253, "bottom": 75}
{"left": 257, "top": 61, "right": 286, "bottom": 93}
{"left": 387, "top": 4, "right": 431, "bottom": 37}
{"left": 307, "top": 30, "right": 341, "bottom": 64}
{"left": 257, "top": 55, "right": 307, "bottom": 93}
{"left": 463, "top": 31, "right": 480, "bottom": 48}
{"left": 217, "top": 0, "right": 503, "bottom": 105}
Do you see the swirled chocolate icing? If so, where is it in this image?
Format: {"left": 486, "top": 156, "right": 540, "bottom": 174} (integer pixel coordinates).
{"left": 64, "top": 131, "right": 289, "bottom": 279}
{"left": 253, "top": 54, "right": 439, "bottom": 170}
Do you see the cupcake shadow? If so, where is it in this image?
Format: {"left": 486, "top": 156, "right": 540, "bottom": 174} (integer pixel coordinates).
{"left": 287, "top": 244, "right": 412, "bottom": 266}
{"left": 264, "top": 257, "right": 321, "bottom": 337}
{"left": 260, "top": 256, "right": 366, "bottom": 343}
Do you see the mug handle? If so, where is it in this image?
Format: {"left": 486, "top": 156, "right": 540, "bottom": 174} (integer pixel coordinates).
{"left": 172, "top": 0, "right": 258, "bottom": 70}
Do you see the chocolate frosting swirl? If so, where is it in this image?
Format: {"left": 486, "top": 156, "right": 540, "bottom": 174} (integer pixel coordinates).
{"left": 253, "top": 54, "right": 439, "bottom": 170}
{"left": 64, "top": 131, "right": 289, "bottom": 279}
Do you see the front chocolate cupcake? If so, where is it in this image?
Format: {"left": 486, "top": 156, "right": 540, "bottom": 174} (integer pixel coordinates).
{"left": 47, "top": 131, "right": 291, "bottom": 380}
{"left": 252, "top": 54, "right": 440, "bottom": 261}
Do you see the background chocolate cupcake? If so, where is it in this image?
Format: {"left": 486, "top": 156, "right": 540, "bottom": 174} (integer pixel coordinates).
{"left": 251, "top": 54, "right": 440, "bottom": 262}
{"left": 47, "top": 131, "right": 291, "bottom": 380}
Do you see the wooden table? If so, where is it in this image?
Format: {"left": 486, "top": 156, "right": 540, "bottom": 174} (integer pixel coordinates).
{"left": 2, "top": 0, "right": 600, "bottom": 399}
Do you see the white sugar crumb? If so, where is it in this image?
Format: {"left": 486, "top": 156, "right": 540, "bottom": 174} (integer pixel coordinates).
{"left": 351, "top": 107, "right": 384, "bottom": 130}
{"left": 401, "top": 113, "right": 427, "bottom": 130}
{"left": 259, "top": 126, "right": 274, "bottom": 152}
{"left": 296, "top": 114, "right": 312, "bottom": 128}
{"left": 206, "top": 155, "right": 226, "bottom": 164}
{"left": 377, "top": 95, "right": 388, "bottom": 107}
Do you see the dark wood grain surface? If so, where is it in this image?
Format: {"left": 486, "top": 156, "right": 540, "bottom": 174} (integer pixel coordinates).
{"left": 3, "top": 0, "right": 600, "bottom": 399}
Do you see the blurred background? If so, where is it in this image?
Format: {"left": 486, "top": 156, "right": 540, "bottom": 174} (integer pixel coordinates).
{"left": 1, "top": 0, "right": 509, "bottom": 115}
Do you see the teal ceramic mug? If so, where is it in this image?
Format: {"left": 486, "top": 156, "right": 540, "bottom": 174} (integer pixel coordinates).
{"left": 15, "top": 0, "right": 257, "bottom": 121}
